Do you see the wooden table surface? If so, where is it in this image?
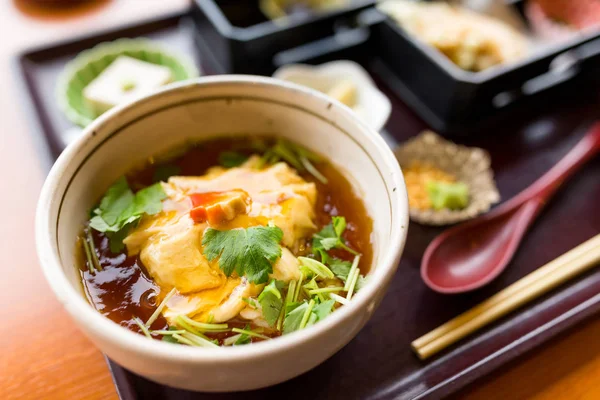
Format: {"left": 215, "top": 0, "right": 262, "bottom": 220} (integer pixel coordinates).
{"left": 1, "top": 1, "right": 598, "bottom": 399}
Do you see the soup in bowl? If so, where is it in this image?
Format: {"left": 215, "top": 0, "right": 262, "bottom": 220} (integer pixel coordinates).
{"left": 36, "top": 76, "right": 408, "bottom": 391}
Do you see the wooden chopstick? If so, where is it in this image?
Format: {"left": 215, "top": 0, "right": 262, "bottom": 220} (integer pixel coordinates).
{"left": 412, "top": 233, "right": 600, "bottom": 360}
{"left": 412, "top": 233, "right": 600, "bottom": 350}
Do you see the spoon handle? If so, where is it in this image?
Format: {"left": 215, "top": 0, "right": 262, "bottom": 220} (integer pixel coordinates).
{"left": 510, "top": 122, "right": 600, "bottom": 208}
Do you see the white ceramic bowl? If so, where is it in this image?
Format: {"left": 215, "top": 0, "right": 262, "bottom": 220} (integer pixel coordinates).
{"left": 273, "top": 60, "right": 392, "bottom": 131}
{"left": 36, "top": 76, "right": 408, "bottom": 392}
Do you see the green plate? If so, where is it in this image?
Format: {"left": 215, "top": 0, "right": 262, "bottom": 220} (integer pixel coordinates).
{"left": 57, "top": 38, "right": 199, "bottom": 127}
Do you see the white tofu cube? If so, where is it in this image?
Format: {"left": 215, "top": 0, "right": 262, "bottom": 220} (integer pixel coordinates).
{"left": 83, "top": 55, "right": 173, "bottom": 115}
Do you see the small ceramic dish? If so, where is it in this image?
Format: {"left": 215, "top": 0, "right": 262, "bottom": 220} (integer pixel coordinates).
{"left": 273, "top": 60, "right": 392, "bottom": 131}
{"left": 36, "top": 76, "right": 408, "bottom": 391}
{"left": 394, "top": 131, "right": 500, "bottom": 226}
{"left": 57, "top": 38, "right": 199, "bottom": 127}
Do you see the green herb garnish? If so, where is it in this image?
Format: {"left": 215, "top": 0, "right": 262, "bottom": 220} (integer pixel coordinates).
{"left": 219, "top": 151, "right": 249, "bottom": 168}
{"left": 283, "top": 301, "right": 309, "bottom": 334}
{"left": 162, "top": 334, "right": 179, "bottom": 344}
{"left": 231, "top": 327, "right": 271, "bottom": 340}
{"left": 223, "top": 324, "right": 254, "bottom": 346}
{"left": 202, "top": 225, "right": 283, "bottom": 284}
{"left": 329, "top": 258, "right": 352, "bottom": 282}
{"left": 312, "top": 216, "right": 359, "bottom": 259}
{"left": 312, "top": 299, "right": 335, "bottom": 321}
{"left": 132, "top": 316, "right": 152, "bottom": 339}
{"left": 298, "top": 257, "right": 334, "bottom": 279}
{"left": 283, "top": 298, "right": 334, "bottom": 334}
{"left": 176, "top": 315, "right": 229, "bottom": 332}
{"left": 258, "top": 280, "right": 283, "bottom": 327}
{"left": 89, "top": 177, "right": 167, "bottom": 252}
{"left": 145, "top": 288, "right": 176, "bottom": 328}
{"left": 258, "top": 139, "right": 327, "bottom": 184}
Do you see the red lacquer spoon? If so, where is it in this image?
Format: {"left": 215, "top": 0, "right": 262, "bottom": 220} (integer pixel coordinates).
{"left": 422, "top": 122, "right": 600, "bottom": 294}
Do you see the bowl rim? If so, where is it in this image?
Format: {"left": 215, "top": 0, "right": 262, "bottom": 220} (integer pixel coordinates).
{"left": 36, "top": 75, "right": 408, "bottom": 364}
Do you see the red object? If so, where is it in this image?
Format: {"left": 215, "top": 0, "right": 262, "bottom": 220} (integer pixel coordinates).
{"left": 189, "top": 190, "right": 249, "bottom": 225}
{"left": 189, "top": 192, "right": 228, "bottom": 224}
{"left": 421, "top": 122, "right": 600, "bottom": 293}
{"left": 528, "top": 0, "right": 600, "bottom": 29}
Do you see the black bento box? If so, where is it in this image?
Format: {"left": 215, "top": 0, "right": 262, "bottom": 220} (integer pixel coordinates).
{"left": 370, "top": 1, "right": 600, "bottom": 133}
{"left": 190, "top": 0, "right": 376, "bottom": 75}
{"left": 191, "top": 0, "right": 600, "bottom": 133}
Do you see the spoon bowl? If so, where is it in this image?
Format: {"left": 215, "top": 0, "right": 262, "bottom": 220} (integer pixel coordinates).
{"left": 422, "top": 122, "right": 600, "bottom": 293}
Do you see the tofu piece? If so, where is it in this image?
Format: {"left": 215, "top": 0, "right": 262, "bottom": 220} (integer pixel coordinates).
{"left": 124, "top": 212, "right": 226, "bottom": 294}
{"left": 83, "top": 56, "right": 173, "bottom": 115}
{"left": 124, "top": 160, "right": 316, "bottom": 323}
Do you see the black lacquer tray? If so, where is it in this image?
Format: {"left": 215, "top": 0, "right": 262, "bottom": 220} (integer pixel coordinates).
{"left": 16, "top": 9, "right": 600, "bottom": 400}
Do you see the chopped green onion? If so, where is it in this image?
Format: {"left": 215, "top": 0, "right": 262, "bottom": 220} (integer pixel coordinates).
{"left": 132, "top": 316, "right": 152, "bottom": 339}
{"left": 177, "top": 315, "right": 228, "bottom": 331}
{"left": 223, "top": 334, "right": 243, "bottom": 346}
{"left": 298, "top": 257, "right": 334, "bottom": 279}
{"left": 81, "top": 235, "right": 96, "bottom": 274}
{"left": 174, "top": 315, "right": 208, "bottom": 338}
{"left": 86, "top": 230, "right": 102, "bottom": 271}
{"left": 308, "top": 287, "right": 344, "bottom": 295}
{"left": 180, "top": 331, "right": 219, "bottom": 348}
{"left": 279, "top": 280, "right": 296, "bottom": 331}
{"left": 286, "top": 281, "right": 296, "bottom": 304}
{"left": 272, "top": 140, "right": 304, "bottom": 170}
{"left": 151, "top": 329, "right": 186, "bottom": 335}
{"left": 207, "top": 313, "right": 214, "bottom": 323}
{"left": 293, "top": 272, "right": 304, "bottom": 302}
{"left": 172, "top": 333, "right": 200, "bottom": 347}
{"left": 300, "top": 155, "right": 328, "bottom": 184}
{"left": 231, "top": 328, "right": 271, "bottom": 340}
{"left": 276, "top": 298, "right": 286, "bottom": 331}
{"left": 299, "top": 299, "right": 316, "bottom": 330}
{"left": 145, "top": 288, "right": 176, "bottom": 328}
{"left": 346, "top": 270, "right": 361, "bottom": 300}
{"left": 330, "top": 293, "right": 349, "bottom": 305}
{"left": 344, "top": 255, "right": 361, "bottom": 291}
{"left": 303, "top": 278, "right": 325, "bottom": 302}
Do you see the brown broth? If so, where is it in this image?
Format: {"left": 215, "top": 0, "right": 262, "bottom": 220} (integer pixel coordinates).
{"left": 79, "top": 137, "right": 373, "bottom": 343}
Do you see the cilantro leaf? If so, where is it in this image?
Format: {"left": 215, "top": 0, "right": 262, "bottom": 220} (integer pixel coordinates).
{"left": 202, "top": 225, "right": 283, "bottom": 284}
{"left": 132, "top": 183, "right": 168, "bottom": 215}
{"left": 152, "top": 164, "right": 181, "bottom": 183}
{"left": 256, "top": 139, "right": 327, "bottom": 184}
{"left": 283, "top": 301, "right": 309, "bottom": 334}
{"left": 258, "top": 280, "right": 283, "bottom": 326}
{"left": 89, "top": 178, "right": 167, "bottom": 253}
{"left": 283, "top": 299, "right": 335, "bottom": 334}
{"left": 329, "top": 259, "right": 352, "bottom": 282}
{"left": 97, "top": 176, "right": 135, "bottom": 226}
{"left": 332, "top": 217, "right": 346, "bottom": 238}
{"left": 312, "top": 299, "right": 335, "bottom": 321}
{"left": 219, "top": 151, "right": 248, "bottom": 168}
{"left": 285, "top": 301, "right": 302, "bottom": 315}
{"left": 312, "top": 216, "right": 358, "bottom": 259}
